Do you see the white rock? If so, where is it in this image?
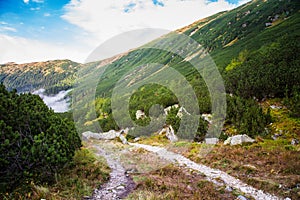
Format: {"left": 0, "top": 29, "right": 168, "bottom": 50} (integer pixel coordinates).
{"left": 270, "top": 105, "right": 282, "bottom": 109}
{"left": 116, "top": 185, "right": 125, "bottom": 190}
{"left": 119, "top": 133, "right": 128, "bottom": 144}
{"left": 237, "top": 195, "right": 248, "bottom": 200}
{"left": 176, "top": 106, "right": 191, "bottom": 118}
{"left": 201, "top": 113, "right": 212, "bottom": 124}
{"left": 136, "top": 110, "right": 146, "bottom": 119}
{"left": 225, "top": 185, "right": 233, "bottom": 192}
{"left": 224, "top": 134, "right": 255, "bottom": 146}
{"left": 82, "top": 128, "right": 129, "bottom": 144}
{"left": 224, "top": 137, "right": 232, "bottom": 145}
{"left": 205, "top": 138, "right": 219, "bottom": 145}
{"left": 159, "top": 125, "right": 178, "bottom": 142}
{"left": 99, "top": 130, "right": 119, "bottom": 140}
{"left": 82, "top": 131, "right": 102, "bottom": 140}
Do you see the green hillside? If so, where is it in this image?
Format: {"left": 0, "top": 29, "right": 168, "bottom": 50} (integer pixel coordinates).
{"left": 0, "top": 60, "right": 80, "bottom": 94}
{"left": 181, "top": 0, "right": 300, "bottom": 68}
{"left": 0, "top": 0, "right": 299, "bottom": 141}
{"left": 72, "top": 0, "right": 299, "bottom": 140}
{"left": 0, "top": 0, "right": 300, "bottom": 198}
{"left": 81, "top": 0, "right": 300, "bottom": 97}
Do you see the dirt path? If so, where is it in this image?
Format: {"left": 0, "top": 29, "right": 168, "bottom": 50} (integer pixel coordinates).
{"left": 87, "top": 145, "right": 135, "bottom": 200}
{"left": 86, "top": 139, "right": 282, "bottom": 200}
{"left": 129, "top": 142, "right": 282, "bottom": 200}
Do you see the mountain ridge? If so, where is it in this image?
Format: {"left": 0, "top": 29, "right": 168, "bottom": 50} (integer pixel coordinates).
{"left": 1, "top": 0, "right": 299, "bottom": 94}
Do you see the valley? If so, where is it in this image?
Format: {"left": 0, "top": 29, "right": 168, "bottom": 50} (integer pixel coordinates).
{"left": 0, "top": 0, "right": 299, "bottom": 199}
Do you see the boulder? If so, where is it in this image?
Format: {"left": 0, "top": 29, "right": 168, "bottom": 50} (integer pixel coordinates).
{"left": 291, "top": 138, "right": 299, "bottom": 145}
{"left": 119, "top": 134, "right": 128, "bottom": 144}
{"left": 99, "top": 130, "right": 119, "bottom": 140}
{"left": 82, "top": 128, "right": 129, "bottom": 144}
{"left": 201, "top": 113, "right": 212, "bottom": 124}
{"left": 225, "top": 186, "right": 233, "bottom": 192}
{"left": 176, "top": 106, "right": 191, "bottom": 118}
{"left": 205, "top": 138, "right": 219, "bottom": 145}
{"left": 270, "top": 105, "right": 282, "bottom": 109}
{"left": 136, "top": 110, "right": 146, "bottom": 119}
{"left": 224, "top": 134, "right": 255, "bottom": 146}
{"left": 159, "top": 125, "right": 178, "bottom": 142}
{"left": 236, "top": 195, "right": 248, "bottom": 200}
{"left": 82, "top": 131, "right": 102, "bottom": 140}
{"left": 118, "top": 129, "right": 128, "bottom": 144}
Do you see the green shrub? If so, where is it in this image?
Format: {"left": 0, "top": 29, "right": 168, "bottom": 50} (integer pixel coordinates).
{"left": 0, "top": 83, "right": 81, "bottom": 192}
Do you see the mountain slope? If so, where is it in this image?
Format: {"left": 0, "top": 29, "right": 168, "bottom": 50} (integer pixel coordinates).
{"left": 70, "top": 0, "right": 299, "bottom": 137}
{"left": 0, "top": 60, "right": 80, "bottom": 94}
{"left": 179, "top": 0, "right": 300, "bottom": 68}
{"left": 87, "top": 0, "right": 300, "bottom": 98}
{"left": 0, "top": 0, "right": 299, "bottom": 138}
{"left": 1, "top": 0, "right": 298, "bottom": 95}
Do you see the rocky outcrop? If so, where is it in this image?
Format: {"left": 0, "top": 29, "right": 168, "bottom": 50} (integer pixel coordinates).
{"left": 158, "top": 125, "right": 178, "bottom": 142}
{"left": 176, "top": 106, "right": 191, "bottom": 118}
{"left": 136, "top": 110, "right": 146, "bottom": 120}
{"left": 224, "top": 134, "right": 255, "bottom": 146}
{"left": 82, "top": 128, "right": 129, "bottom": 144}
{"left": 205, "top": 138, "right": 219, "bottom": 144}
{"left": 201, "top": 113, "right": 212, "bottom": 124}
{"left": 82, "top": 131, "right": 103, "bottom": 140}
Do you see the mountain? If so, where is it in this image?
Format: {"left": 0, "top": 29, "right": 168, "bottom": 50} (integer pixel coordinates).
{"left": 2, "top": 0, "right": 298, "bottom": 94}
{"left": 71, "top": 0, "right": 299, "bottom": 137}
{"left": 0, "top": 60, "right": 80, "bottom": 94}
{"left": 1, "top": 1, "right": 299, "bottom": 199}
{"left": 80, "top": 0, "right": 300, "bottom": 98}
{"left": 180, "top": 0, "right": 300, "bottom": 68}
{"left": 0, "top": 0, "right": 299, "bottom": 138}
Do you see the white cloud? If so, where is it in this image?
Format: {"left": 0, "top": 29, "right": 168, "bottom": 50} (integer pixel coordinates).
{"left": 32, "top": 0, "right": 44, "bottom": 3}
{"left": 237, "top": 0, "right": 251, "bottom": 6}
{"left": 2, "top": 0, "right": 250, "bottom": 64}
{"left": 0, "top": 26, "right": 17, "bottom": 32}
{"left": 30, "top": 7, "right": 41, "bottom": 11}
{"left": 24, "top": 0, "right": 44, "bottom": 4}
{"left": 62, "top": 0, "right": 238, "bottom": 48}
{"left": 0, "top": 34, "right": 89, "bottom": 64}
{"left": 33, "top": 89, "right": 71, "bottom": 112}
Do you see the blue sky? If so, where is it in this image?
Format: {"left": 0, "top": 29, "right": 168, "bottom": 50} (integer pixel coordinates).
{"left": 0, "top": 0, "right": 80, "bottom": 43}
{"left": 0, "top": 0, "right": 245, "bottom": 63}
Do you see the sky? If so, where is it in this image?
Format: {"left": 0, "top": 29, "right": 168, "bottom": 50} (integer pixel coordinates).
{"left": 0, "top": 0, "right": 249, "bottom": 64}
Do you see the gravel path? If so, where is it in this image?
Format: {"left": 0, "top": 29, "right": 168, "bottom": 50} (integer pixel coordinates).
{"left": 129, "top": 142, "right": 282, "bottom": 200}
{"left": 87, "top": 145, "right": 135, "bottom": 200}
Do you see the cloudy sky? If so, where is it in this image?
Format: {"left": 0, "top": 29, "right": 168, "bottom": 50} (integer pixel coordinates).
{"left": 0, "top": 0, "right": 249, "bottom": 64}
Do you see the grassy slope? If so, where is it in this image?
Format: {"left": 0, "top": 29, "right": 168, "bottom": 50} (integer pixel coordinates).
{"left": 1, "top": 1, "right": 299, "bottom": 97}
{"left": 75, "top": 0, "right": 300, "bottom": 135}
{"left": 88, "top": 0, "right": 300, "bottom": 97}
{"left": 183, "top": 0, "right": 300, "bottom": 69}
